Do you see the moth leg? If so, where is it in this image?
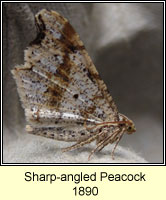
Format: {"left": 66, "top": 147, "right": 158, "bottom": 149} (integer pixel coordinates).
{"left": 62, "top": 130, "right": 103, "bottom": 153}
{"left": 111, "top": 132, "right": 124, "bottom": 160}
{"left": 88, "top": 138, "right": 108, "bottom": 160}
{"left": 96, "top": 131, "right": 108, "bottom": 145}
{"left": 88, "top": 129, "right": 123, "bottom": 160}
{"left": 88, "top": 129, "right": 119, "bottom": 160}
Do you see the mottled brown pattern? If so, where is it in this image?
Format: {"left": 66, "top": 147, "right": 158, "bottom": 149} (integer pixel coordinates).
{"left": 87, "top": 68, "right": 100, "bottom": 84}
{"left": 62, "top": 21, "right": 76, "bottom": 41}
{"left": 30, "top": 14, "right": 46, "bottom": 45}
{"left": 12, "top": 9, "right": 135, "bottom": 160}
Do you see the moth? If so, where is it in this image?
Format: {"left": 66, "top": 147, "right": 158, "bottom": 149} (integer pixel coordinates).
{"left": 12, "top": 9, "right": 136, "bottom": 160}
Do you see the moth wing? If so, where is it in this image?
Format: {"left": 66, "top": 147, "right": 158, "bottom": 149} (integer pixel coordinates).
{"left": 12, "top": 9, "right": 118, "bottom": 132}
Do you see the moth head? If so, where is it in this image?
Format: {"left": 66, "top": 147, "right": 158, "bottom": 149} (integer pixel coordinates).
{"left": 118, "top": 113, "right": 136, "bottom": 134}
{"left": 125, "top": 122, "right": 136, "bottom": 134}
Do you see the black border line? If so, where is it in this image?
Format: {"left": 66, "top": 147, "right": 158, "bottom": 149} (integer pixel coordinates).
{"left": 1, "top": 1, "right": 165, "bottom": 166}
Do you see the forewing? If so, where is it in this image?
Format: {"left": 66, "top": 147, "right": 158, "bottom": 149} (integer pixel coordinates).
{"left": 12, "top": 9, "right": 118, "bottom": 134}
